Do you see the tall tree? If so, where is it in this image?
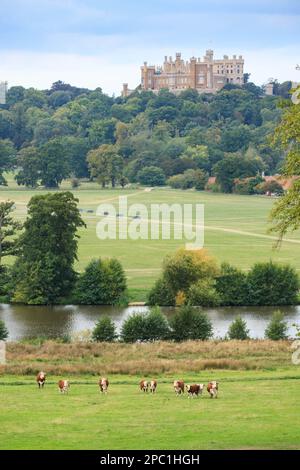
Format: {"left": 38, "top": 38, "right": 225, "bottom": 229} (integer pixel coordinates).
{"left": 15, "top": 146, "right": 41, "bottom": 188}
{"left": 0, "top": 201, "right": 22, "bottom": 265}
{"left": 87, "top": 144, "right": 123, "bottom": 188}
{"left": 13, "top": 192, "right": 85, "bottom": 304}
{"left": 270, "top": 86, "right": 300, "bottom": 240}
{"left": 40, "top": 139, "right": 70, "bottom": 188}
{"left": 0, "top": 139, "right": 16, "bottom": 185}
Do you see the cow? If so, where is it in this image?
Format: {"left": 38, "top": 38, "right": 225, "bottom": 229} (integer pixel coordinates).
{"left": 149, "top": 380, "right": 157, "bottom": 393}
{"left": 207, "top": 381, "right": 219, "bottom": 398}
{"left": 36, "top": 371, "right": 46, "bottom": 389}
{"left": 99, "top": 377, "right": 109, "bottom": 394}
{"left": 173, "top": 380, "right": 184, "bottom": 395}
{"left": 58, "top": 380, "right": 70, "bottom": 394}
{"left": 186, "top": 384, "right": 204, "bottom": 398}
{"left": 140, "top": 380, "right": 149, "bottom": 392}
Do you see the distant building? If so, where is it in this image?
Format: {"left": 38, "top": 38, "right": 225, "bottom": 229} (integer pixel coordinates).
{"left": 265, "top": 82, "right": 274, "bottom": 96}
{"left": 0, "top": 81, "right": 8, "bottom": 104}
{"left": 138, "top": 50, "right": 244, "bottom": 95}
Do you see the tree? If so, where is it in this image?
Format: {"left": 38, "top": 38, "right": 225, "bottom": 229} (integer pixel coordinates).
{"left": 87, "top": 144, "right": 123, "bottom": 188}
{"left": 187, "top": 279, "right": 221, "bottom": 307}
{"left": 247, "top": 261, "right": 299, "bottom": 306}
{"left": 215, "top": 263, "right": 248, "bottom": 306}
{"left": 76, "top": 258, "right": 127, "bottom": 305}
{"left": 0, "top": 319, "right": 9, "bottom": 341}
{"left": 92, "top": 316, "right": 118, "bottom": 342}
{"left": 0, "top": 201, "right": 22, "bottom": 265}
{"left": 265, "top": 311, "right": 289, "bottom": 340}
{"left": 12, "top": 192, "right": 85, "bottom": 304}
{"left": 15, "top": 146, "right": 41, "bottom": 188}
{"left": 214, "top": 152, "right": 265, "bottom": 193}
{"left": 270, "top": 86, "right": 300, "bottom": 240}
{"left": 120, "top": 313, "right": 147, "bottom": 343}
{"left": 0, "top": 139, "right": 16, "bottom": 185}
{"left": 162, "top": 249, "right": 219, "bottom": 296}
{"left": 137, "top": 166, "right": 166, "bottom": 186}
{"left": 147, "top": 277, "right": 175, "bottom": 306}
{"left": 143, "top": 306, "right": 170, "bottom": 341}
{"left": 169, "top": 305, "right": 213, "bottom": 342}
{"left": 40, "top": 139, "right": 70, "bottom": 188}
{"left": 227, "top": 316, "right": 250, "bottom": 340}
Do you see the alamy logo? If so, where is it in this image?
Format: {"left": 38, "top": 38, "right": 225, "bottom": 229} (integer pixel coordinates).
{"left": 291, "top": 87, "right": 300, "bottom": 105}
{"left": 96, "top": 196, "right": 204, "bottom": 250}
{"left": 0, "top": 341, "right": 5, "bottom": 365}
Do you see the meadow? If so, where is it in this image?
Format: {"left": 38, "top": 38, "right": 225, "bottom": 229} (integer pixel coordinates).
{"left": 0, "top": 368, "right": 300, "bottom": 449}
{"left": 1, "top": 175, "right": 300, "bottom": 300}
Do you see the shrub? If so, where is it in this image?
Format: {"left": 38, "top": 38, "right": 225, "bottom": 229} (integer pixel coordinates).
{"left": 71, "top": 177, "right": 80, "bottom": 188}
{"left": 92, "top": 316, "right": 117, "bottom": 342}
{"left": 216, "top": 263, "right": 248, "bottom": 306}
{"left": 137, "top": 166, "right": 166, "bottom": 186}
{"left": 163, "top": 248, "right": 219, "bottom": 296}
{"left": 265, "top": 311, "right": 289, "bottom": 340}
{"left": 169, "top": 305, "right": 213, "bottom": 342}
{"left": 255, "top": 180, "right": 284, "bottom": 195}
{"left": 120, "top": 307, "right": 170, "bottom": 343}
{"left": 143, "top": 307, "right": 170, "bottom": 341}
{"left": 120, "top": 313, "right": 147, "bottom": 343}
{"left": 187, "top": 279, "right": 221, "bottom": 307}
{"left": 233, "top": 176, "right": 263, "bottom": 195}
{"left": 0, "top": 319, "right": 9, "bottom": 341}
{"left": 247, "top": 261, "right": 299, "bottom": 306}
{"left": 227, "top": 316, "right": 250, "bottom": 340}
{"left": 167, "top": 169, "right": 208, "bottom": 190}
{"left": 147, "top": 277, "right": 175, "bottom": 306}
{"left": 76, "top": 258, "right": 127, "bottom": 305}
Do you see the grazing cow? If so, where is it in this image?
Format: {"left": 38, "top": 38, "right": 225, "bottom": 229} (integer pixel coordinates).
{"left": 140, "top": 380, "right": 149, "bottom": 392}
{"left": 173, "top": 380, "right": 184, "bottom": 395}
{"left": 207, "top": 381, "right": 219, "bottom": 398}
{"left": 99, "top": 378, "right": 109, "bottom": 394}
{"left": 36, "top": 371, "right": 46, "bottom": 389}
{"left": 186, "top": 384, "right": 204, "bottom": 398}
{"left": 149, "top": 380, "right": 157, "bottom": 393}
{"left": 58, "top": 380, "right": 70, "bottom": 394}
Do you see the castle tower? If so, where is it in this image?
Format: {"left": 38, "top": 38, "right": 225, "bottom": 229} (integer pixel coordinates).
{"left": 0, "top": 81, "right": 8, "bottom": 105}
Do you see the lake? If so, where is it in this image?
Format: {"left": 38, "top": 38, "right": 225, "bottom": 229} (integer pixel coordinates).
{"left": 0, "top": 304, "right": 299, "bottom": 341}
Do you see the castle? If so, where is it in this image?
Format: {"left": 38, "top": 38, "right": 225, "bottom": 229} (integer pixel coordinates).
{"left": 122, "top": 50, "right": 244, "bottom": 97}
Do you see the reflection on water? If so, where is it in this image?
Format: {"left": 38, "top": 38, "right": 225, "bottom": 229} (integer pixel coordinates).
{"left": 0, "top": 303, "right": 299, "bottom": 341}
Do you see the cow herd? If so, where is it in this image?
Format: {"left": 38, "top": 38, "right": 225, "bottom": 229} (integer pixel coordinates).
{"left": 36, "top": 372, "right": 219, "bottom": 398}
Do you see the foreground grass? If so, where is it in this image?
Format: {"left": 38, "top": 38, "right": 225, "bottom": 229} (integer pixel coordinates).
{"left": 0, "top": 370, "right": 300, "bottom": 450}
{"left": 1, "top": 340, "right": 295, "bottom": 375}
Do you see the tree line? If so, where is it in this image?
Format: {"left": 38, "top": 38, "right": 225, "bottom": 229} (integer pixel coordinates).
{"left": 0, "top": 80, "right": 293, "bottom": 193}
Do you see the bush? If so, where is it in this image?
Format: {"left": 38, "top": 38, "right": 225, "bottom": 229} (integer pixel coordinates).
{"left": 120, "top": 312, "right": 147, "bottom": 343}
{"left": 137, "top": 166, "right": 166, "bottom": 186}
{"left": 233, "top": 176, "right": 263, "bottom": 195}
{"left": 265, "top": 311, "right": 289, "bottom": 340}
{"left": 120, "top": 307, "right": 170, "bottom": 343}
{"left": 255, "top": 180, "right": 284, "bottom": 195}
{"left": 169, "top": 305, "right": 213, "bottom": 342}
{"left": 167, "top": 169, "right": 208, "bottom": 190}
{"left": 71, "top": 177, "right": 80, "bottom": 188}
{"left": 76, "top": 258, "right": 127, "bottom": 305}
{"left": 147, "top": 277, "right": 175, "bottom": 306}
{"left": 163, "top": 248, "right": 219, "bottom": 296}
{"left": 227, "top": 316, "right": 250, "bottom": 340}
{"left": 216, "top": 263, "right": 248, "bottom": 306}
{"left": 143, "top": 307, "right": 170, "bottom": 341}
{"left": 187, "top": 279, "right": 221, "bottom": 307}
{"left": 92, "top": 316, "right": 117, "bottom": 342}
{"left": 0, "top": 319, "right": 9, "bottom": 341}
{"left": 247, "top": 261, "right": 299, "bottom": 306}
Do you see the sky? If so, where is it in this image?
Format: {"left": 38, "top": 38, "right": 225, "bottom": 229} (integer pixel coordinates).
{"left": 0, "top": 0, "right": 299, "bottom": 95}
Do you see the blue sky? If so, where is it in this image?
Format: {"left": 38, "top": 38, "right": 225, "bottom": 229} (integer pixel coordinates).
{"left": 0, "top": 0, "right": 299, "bottom": 94}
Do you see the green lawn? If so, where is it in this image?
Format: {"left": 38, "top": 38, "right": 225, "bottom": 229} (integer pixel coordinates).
{"left": 0, "top": 370, "right": 300, "bottom": 449}
{"left": 1, "top": 175, "right": 300, "bottom": 295}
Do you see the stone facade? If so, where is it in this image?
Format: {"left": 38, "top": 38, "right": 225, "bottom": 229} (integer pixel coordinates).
{"left": 0, "top": 81, "right": 8, "bottom": 105}
{"left": 138, "top": 50, "right": 244, "bottom": 95}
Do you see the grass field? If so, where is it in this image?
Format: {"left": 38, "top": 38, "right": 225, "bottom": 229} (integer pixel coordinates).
{"left": 0, "top": 369, "right": 300, "bottom": 449}
{"left": 1, "top": 174, "right": 300, "bottom": 299}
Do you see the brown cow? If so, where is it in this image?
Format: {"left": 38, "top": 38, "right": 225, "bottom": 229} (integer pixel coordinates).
{"left": 99, "top": 377, "right": 109, "bottom": 394}
{"left": 36, "top": 371, "right": 46, "bottom": 389}
{"left": 149, "top": 380, "right": 157, "bottom": 393}
{"left": 140, "top": 380, "right": 148, "bottom": 392}
{"left": 173, "top": 380, "right": 184, "bottom": 395}
{"left": 58, "top": 380, "right": 70, "bottom": 394}
{"left": 186, "top": 384, "right": 204, "bottom": 398}
{"left": 207, "top": 381, "right": 219, "bottom": 398}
